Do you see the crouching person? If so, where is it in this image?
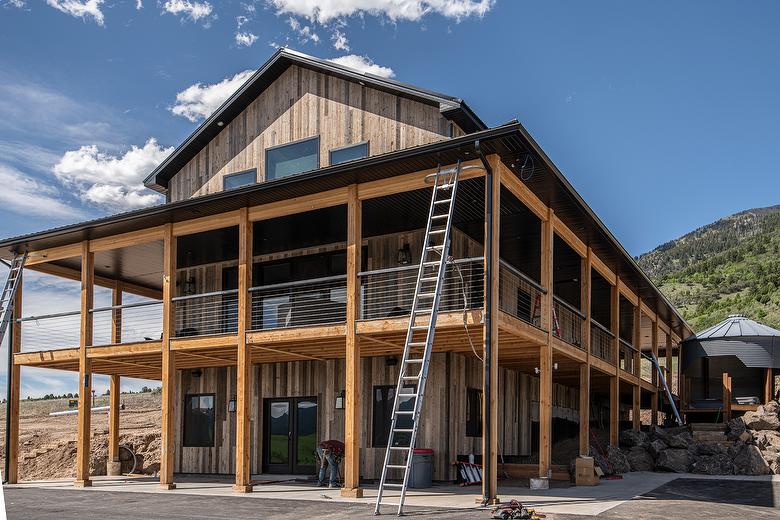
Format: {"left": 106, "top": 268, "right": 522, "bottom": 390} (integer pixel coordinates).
{"left": 316, "top": 439, "right": 344, "bottom": 488}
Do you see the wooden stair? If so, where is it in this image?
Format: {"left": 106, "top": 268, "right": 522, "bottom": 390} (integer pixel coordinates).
{"left": 690, "top": 423, "right": 730, "bottom": 446}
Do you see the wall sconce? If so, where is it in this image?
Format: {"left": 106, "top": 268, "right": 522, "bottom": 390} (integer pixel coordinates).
{"left": 335, "top": 390, "right": 345, "bottom": 410}
{"left": 553, "top": 362, "right": 559, "bottom": 370}
{"left": 228, "top": 399, "right": 236, "bottom": 412}
{"left": 534, "top": 367, "right": 540, "bottom": 375}
{"left": 397, "top": 243, "right": 412, "bottom": 265}
{"left": 191, "top": 369, "right": 202, "bottom": 378}
{"left": 386, "top": 356, "right": 398, "bottom": 367}
{"left": 184, "top": 276, "right": 196, "bottom": 296}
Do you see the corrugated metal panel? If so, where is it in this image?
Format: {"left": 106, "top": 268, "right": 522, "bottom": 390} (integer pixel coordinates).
{"left": 692, "top": 314, "right": 780, "bottom": 339}
{"left": 683, "top": 337, "right": 779, "bottom": 369}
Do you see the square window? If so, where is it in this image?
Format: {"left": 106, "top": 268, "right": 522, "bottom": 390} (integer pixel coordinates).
{"left": 329, "top": 142, "right": 369, "bottom": 165}
{"left": 266, "top": 137, "right": 319, "bottom": 181}
{"left": 223, "top": 169, "right": 256, "bottom": 190}
{"left": 183, "top": 393, "right": 216, "bottom": 447}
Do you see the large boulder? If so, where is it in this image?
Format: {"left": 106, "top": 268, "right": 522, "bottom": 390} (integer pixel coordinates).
{"left": 666, "top": 430, "right": 694, "bottom": 449}
{"left": 742, "top": 409, "right": 780, "bottom": 431}
{"left": 695, "top": 442, "right": 726, "bottom": 456}
{"left": 760, "top": 400, "right": 780, "bottom": 416}
{"left": 690, "top": 454, "right": 735, "bottom": 475}
{"left": 656, "top": 448, "right": 691, "bottom": 473}
{"left": 726, "top": 417, "right": 747, "bottom": 441}
{"left": 648, "top": 438, "right": 669, "bottom": 459}
{"left": 620, "top": 429, "right": 650, "bottom": 449}
{"left": 732, "top": 444, "right": 771, "bottom": 475}
{"left": 626, "top": 446, "right": 654, "bottom": 471}
{"left": 753, "top": 430, "right": 780, "bottom": 451}
{"left": 606, "top": 445, "right": 631, "bottom": 474}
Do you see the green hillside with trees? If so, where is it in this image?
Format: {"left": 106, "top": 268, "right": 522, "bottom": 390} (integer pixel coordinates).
{"left": 637, "top": 205, "right": 780, "bottom": 333}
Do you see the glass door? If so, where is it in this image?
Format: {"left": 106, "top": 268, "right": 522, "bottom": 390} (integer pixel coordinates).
{"left": 263, "top": 397, "right": 318, "bottom": 474}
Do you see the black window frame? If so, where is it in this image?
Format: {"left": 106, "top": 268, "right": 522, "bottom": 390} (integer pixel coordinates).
{"left": 329, "top": 141, "right": 369, "bottom": 166}
{"left": 265, "top": 136, "right": 320, "bottom": 181}
{"left": 372, "top": 384, "right": 416, "bottom": 448}
{"left": 183, "top": 393, "right": 216, "bottom": 448}
{"left": 466, "top": 387, "right": 483, "bottom": 438}
{"left": 222, "top": 168, "right": 257, "bottom": 191}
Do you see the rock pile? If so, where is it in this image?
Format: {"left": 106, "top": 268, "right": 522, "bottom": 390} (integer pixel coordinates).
{"left": 611, "top": 400, "right": 780, "bottom": 475}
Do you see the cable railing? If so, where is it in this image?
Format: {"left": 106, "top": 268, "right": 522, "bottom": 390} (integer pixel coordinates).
{"left": 250, "top": 275, "right": 347, "bottom": 330}
{"left": 358, "top": 257, "right": 484, "bottom": 321}
{"left": 18, "top": 310, "right": 81, "bottom": 352}
{"left": 552, "top": 296, "right": 584, "bottom": 349}
{"left": 173, "top": 289, "right": 238, "bottom": 337}
{"left": 640, "top": 351, "right": 655, "bottom": 383}
{"left": 498, "top": 260, "right": 545, "bottom": 329}
{"left": 619, "top": 338, "right": 638, "bottom": 375}
{"left": 91, "top": 300, "right": 163, "bottom": 345}
{"left": 590, "top": 319, "right": 615, "bottom": 364}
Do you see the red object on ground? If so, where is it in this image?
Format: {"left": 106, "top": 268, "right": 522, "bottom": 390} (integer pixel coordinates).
{"left": 413, "top": 448, "right": 433, "bottom": 454}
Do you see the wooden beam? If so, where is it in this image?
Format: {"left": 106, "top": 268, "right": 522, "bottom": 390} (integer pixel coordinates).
{"left": 252, "top": 345, "right": 324, "bottom": 362}
{"left": 26, "top": 243, "right": 82, "bottom": 266}
{"left": 651, "top": 321, "right": 659, "bottom": 426}
{"left": 27, "top": 262, "right": 162, "bottom": 301}
{"left": 6, "top": 276, "right": 22, "bottom": 484}
{"left": 723, "top": 372, "right": 732, "bottom": 422}
{"left": 610, "top": 376, "right": 619, "bottom": 446}
{"left": 341, "top": 184, "right": 363, "bottom": 498}
{"left": 632, "top": 384, "right": 641, "bottom": 430}
{"left": 160, "top": 224, "right": 176, "bottom": 490}
{"left": 618, "top": 280, "right": 639, "bottom": 307}
{"left": 579, "top": 249, "right": 591, "bottom": 456}
{"left": 89, "top": 226, "right": 166, "bottom": 253}
{"left": 497, "top": 160, "right": 548, "bottom": 221}
{"left": 172, "top": 210, "right": 240, "bottom": 237}
{"left": 538, "top": 206, "right": 554, "bottom": 478}
{"left": 483, "top": 156, "right": 500, "bottom": 502}
{"left": 640, "top": 301, "right": 657, "bottom": 323}
{"left": 357, "top": 159, "right": 485, "bottom": 201}
{"left": 553, "top": 215, "right": 587, "bottom": 258}
{"left": 235, "top": 208, "right": 253, "bottom": 493}
{"left": 109, "top": 375, "right": 120, "bottom": 465}
{"left": 249, "top": 187, "right": 348, "bottom": 221}
{"left": 591, "top": 254, "right": 615, "bottom": 285}
{"left": 765, "top": 368, "right": 773, "bottom": 404}
{"left": 75, "top": 241, "right": 94, "bottom": 488}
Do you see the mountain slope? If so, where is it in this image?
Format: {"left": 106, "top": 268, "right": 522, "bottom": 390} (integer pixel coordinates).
{"left": 637, "top": 205, "right": 780, "bottom": 332}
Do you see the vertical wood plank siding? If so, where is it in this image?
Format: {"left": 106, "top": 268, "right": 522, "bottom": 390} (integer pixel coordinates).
{"left": 169, "top": 65, "right": 461, "bottom": 202}
{"left": 173, "top": 354, "right": 579, "bottom": 480}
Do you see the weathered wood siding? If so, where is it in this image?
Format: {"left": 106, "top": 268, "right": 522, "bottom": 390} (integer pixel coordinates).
{"left": 169, "top": 65, "right": 464, "bottom": 202}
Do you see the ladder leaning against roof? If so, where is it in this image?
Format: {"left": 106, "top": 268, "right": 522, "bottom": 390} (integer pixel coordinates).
{"left": 374, "top": 160, "right": 483, "bottom": 516}
{"left": 650, "top": 352, "right": 683, "bottom": 426}
{"left": 0, "top": 252, "right": 27, "bottom": 348}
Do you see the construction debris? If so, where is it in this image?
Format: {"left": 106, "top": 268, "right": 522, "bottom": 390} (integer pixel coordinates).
{"left": 490, "top": 500, "right": 545, "bottom": 520}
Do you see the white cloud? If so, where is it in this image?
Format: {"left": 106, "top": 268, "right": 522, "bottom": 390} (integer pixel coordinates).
{"left": 4, "top": 0, "right": 26, "bottom": 8}
{"left": 135, "top": 0, "right": 142, "bottom": 9}
{"left": 287, "top": 16, "right": 319, "bottom": 43}
{"left": 331, "top": 29, "right": 349, "bottom": 51}
{"left": 235, "top": 31, "right": 258, "bottom": 47}
{"left": 169, "top": 69, "right": 254, "bottom": 122}
{"left": 328, "top": 54, "right": 395, "bottom": 78}
{"left": 53, "top": 138, "right": 172, "bottom": 211}
{"left": 162, "top": 0, "right": 212, "bottom": 22}
{"left": 0, "top": 164, "right": 82, "bottom": 219}
{"left": 267, "top": 0, "right": 494, "bottom": 24}
{"left": 46, "top": 0, "right": 105, "bottom": 25}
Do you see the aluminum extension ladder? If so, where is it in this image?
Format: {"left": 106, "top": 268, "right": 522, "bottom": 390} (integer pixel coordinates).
{"left": 373, "top": 162, "right": 465, "bottom": 516}
{"left": 0, "top": 253, "right": 27, "bottom": 348}
{"left": 651, "top": 352, "right": 683, "bottom": 425}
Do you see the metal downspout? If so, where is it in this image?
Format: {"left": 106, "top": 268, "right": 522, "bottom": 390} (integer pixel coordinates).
{"left": 476, "top": 140, "right": 494, "bottom": 505}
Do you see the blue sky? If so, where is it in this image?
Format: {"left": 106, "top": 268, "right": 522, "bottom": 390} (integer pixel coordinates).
{"left": 0, "top": 0, "right": 778, "bottom": 396}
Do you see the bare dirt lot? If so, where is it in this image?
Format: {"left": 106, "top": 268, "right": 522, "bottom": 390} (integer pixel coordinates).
{"left": 0, "top": 392, "right": 161, "bottom": 480}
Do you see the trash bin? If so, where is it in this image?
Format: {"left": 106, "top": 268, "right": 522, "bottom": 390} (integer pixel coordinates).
{"left": 408, "top": 448, "right": 433, "bottom": 488}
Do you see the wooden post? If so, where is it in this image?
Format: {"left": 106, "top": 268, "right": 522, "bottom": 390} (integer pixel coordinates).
{"left": 234, "top": 208, "right": 253, "bottom": 493}
{"left": 633, "top": 303, "right": 641, "bottom": 377}
{"left": 610, "top": 278, "right": 619, "bottom": 445}
{"left": 160, "top": 224, "right": 176, "bottom": 490}
{"left": 632, "top": 385, "right": 641, "bottom": 430}
{"left": 108, "top": 283, "right": 122, "bottom": 472}
{"left": 341, "top": 185, "right": 362, "bottom": 498}
{"left": 579, "top": 249, "right": 591, "bottom": 456}
{"left": 538, "top": 207, "right": 554, "bottom": 478}
{"left": 482, "top": 158, "right": 500, "bottom": 502}
{"left": 722, "top": 372, "right": 732, "bottom": 422}
{"left": 650, "top": 322, "right": 659, "bottom": 426}
{"left": 6, "top": 276, "right": 22, "bottom": 484}
{"left": 75, "top": 241, "right": 94, "bottom": 487}
{"left": 765, "top": 368, "right": 773, "bottom": 404}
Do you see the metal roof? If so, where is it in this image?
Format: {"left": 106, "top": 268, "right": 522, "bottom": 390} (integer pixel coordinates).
{"left": 143, "top": 48, "right": 487, "bottom": 193}
{"left": 0, "top": 122, "right": 692, "bottom": 338}
{"left": 687, "top": 314, "right": 780, "bottom": 340}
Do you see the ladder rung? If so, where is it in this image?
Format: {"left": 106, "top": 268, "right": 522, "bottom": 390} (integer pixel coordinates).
{"left": 431, "top": 214, "right": 448, "bottom": 220}
{"left": 428, "top": 229, "right": 446, "bottom": 235}
{"left": 404, "top": 360, "right": 423, "bottom": 365}
{"left": 402, "top": 375, "right": 420, "bottom": 381}
{"left": 395, "top": 410, "right": 415, "bottom": 414}
{"left": 393, "top": 428, "right": 414, "bottom": 433}
{"left": 410, "top": 325, "right": 428, "bottom": 330}
{"left": 407, "top": 342, "right": 426, "bottom": 347}
{"left": 436, "top": 183, "right": 454, "bottom": 189}
{"left": 422, "top": 261, "right": 440, "bottom": 267}
{"left": 433, "top": 198, "right": 452, "bottom": 205}
{"left": 389, "top": 446, "right": 411, "bottom": 450}
{"left": 386, "top": 465, "right": 407, "bottom": 470}
{"left": 397, "top": 393, "right": 417, "bottom": 398}
{"left": 382, "top": 483, "right": 404, "bottom": 488}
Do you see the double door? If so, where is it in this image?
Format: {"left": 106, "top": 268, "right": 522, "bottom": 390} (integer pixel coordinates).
{"left": 263, "top": 397, "right": 318, "bottom": 474}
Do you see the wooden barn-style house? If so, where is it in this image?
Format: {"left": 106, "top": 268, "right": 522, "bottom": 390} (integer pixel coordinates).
{"left": 1, "top": 49, "right": 692, "bottom": 502}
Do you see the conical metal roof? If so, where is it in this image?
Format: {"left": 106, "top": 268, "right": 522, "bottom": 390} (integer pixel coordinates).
{"left": 692, "top": 314, "right": 780, "bottom": 340}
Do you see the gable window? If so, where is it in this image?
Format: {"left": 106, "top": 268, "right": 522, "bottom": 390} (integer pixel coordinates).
{"left": 223, "top": 169, "right": 256, "bottom": 191}
{"left": 372, "top": 384, "right": 415, "bottom": 448}
{"left": 329, "top": 141, "right": 369, "bottom": 165}
{"left": 466, "top": 388, "right": 482, "bottom": 437}
{"left": 265, "top": 137, "right": 319, "bottom": 181}
{"left": 183, "top": 394, "right": 216, "bottom": 447}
